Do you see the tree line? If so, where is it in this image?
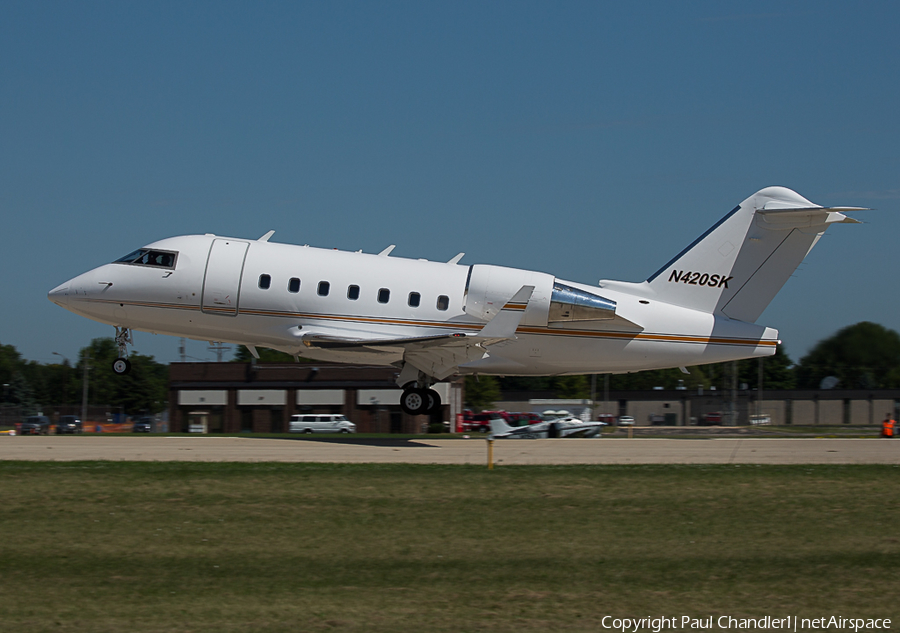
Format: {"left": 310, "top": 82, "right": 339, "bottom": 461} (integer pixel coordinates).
{"left": 1, "top": 321, "right": 897, "bottom": 416}
{"left": 0, "top": 338, "right": 168, "bottom": 417}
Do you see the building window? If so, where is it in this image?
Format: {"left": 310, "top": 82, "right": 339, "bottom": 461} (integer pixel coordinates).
{"left": 318, "top": 281, "right": 330, "bottom": 296}
{"left": 259, "top": 274, "right": 271, "bottom": 290}
{"left": 347, "top": 285, "right": 360, "bottom": 300}
{"left": 288, "top": 278, "right": 300, "bottom": 293}
{"left": 378, "top": 288, "right": 390, "bottom": 304}
{"left": 437, "top": 295, "right": 449, "bottom": 311}
{"left": 408, "top": 292, "right": 421, "bottom": 307}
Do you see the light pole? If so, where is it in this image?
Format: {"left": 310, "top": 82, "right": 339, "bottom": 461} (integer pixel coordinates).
{"left": 81, "top": 353, "right": 91, "bottom": 424}
{"left": 1, "top": 384, "right": 7, "bottom": 427}
{"left": 757, "top": 357, "right": 764, "bottom": 423}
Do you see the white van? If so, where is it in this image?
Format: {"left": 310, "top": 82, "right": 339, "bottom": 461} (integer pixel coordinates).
{"left": 289, "top": 414, "right": 356, "bottom": 434}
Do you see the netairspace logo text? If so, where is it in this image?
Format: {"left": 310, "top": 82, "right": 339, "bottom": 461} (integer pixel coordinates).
{"left": 600, "top": 616, "right": 892, "bottom": 632}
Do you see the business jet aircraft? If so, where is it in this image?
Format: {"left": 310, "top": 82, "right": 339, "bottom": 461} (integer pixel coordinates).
{"left": 490, "top": 416, "right": 605, "bottom": 439}
{"left": 48, "top": 186, "right": 861, "bottom": 416}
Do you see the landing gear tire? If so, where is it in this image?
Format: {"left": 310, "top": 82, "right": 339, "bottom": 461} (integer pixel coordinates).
{"left": 112, "top": 358, "right": 132, "bottom": 375}
{"left": 400, "top": 388, "right": 430, "bottom": 416}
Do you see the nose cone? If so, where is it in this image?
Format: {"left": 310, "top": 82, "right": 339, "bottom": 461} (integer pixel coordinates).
{"left": 48, "top": 282, "right": 70, "bottom": 307}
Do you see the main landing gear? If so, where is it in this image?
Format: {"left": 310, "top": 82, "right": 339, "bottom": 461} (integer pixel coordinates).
{"left": 112, "top": 327, "right": 133, "bottom": 375}
{"left": 399, "top": 384, "right": 442, "bottom": 416}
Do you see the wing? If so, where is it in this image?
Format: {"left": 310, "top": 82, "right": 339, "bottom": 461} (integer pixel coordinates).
{"left": 301, "top": 286, "right": 535, "bottom": 380}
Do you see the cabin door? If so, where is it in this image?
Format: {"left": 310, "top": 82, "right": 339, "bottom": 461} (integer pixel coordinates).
{"left": 201, "top": 239, "right": 249, "bottom": 316}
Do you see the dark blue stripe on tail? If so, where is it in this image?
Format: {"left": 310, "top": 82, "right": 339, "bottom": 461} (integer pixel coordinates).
{"left": 645, "top": 205, "right": 742, "bottom": 283}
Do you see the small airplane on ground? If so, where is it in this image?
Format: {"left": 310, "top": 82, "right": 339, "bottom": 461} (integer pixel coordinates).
{"left": 49, "top": 186, "right": 861, "bottom": 416}
{"left": 490, "top": 416, "right": 605, "bottom": 439}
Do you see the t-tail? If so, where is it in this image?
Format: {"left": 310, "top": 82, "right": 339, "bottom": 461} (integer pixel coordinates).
{"left": 643, "top": 186, "right": 863, "bottom": 322}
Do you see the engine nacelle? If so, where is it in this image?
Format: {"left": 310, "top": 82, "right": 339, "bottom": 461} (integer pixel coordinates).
{"left": 464, "top": 264, "right": 553, "bottom": 326}
{"left": 464, "top": 264, "right": 618, "bottom": 327}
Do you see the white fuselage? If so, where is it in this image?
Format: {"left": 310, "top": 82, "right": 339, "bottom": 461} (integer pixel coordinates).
{"left": 49, "top": 233, "right": 777, "bottom": 375}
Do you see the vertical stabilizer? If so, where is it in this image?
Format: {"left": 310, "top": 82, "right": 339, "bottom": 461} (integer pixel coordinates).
{"left": 644, "top": 187, "right": 862, "bottom": 322}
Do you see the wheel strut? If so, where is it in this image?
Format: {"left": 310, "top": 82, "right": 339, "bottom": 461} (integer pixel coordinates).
{"left": 112, "top": 327, "right": 133, "bottom": 375}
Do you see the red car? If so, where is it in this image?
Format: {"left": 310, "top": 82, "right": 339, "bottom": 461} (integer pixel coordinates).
{"left": 459, "top": 411, "right": 540, "bottom": 432}
{"left": 461, "top": 412, "right": 506, "bottom": 433}
{"left": 505, "top": 412, "right": 542, "bottom": 427}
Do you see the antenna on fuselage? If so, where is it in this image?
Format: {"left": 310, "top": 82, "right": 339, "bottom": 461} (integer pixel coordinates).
{"left": 257, "top": 230, "right": 275, "bottom": 242}
{"left": 378, "top": 245, "right": 396, "bottom": 257}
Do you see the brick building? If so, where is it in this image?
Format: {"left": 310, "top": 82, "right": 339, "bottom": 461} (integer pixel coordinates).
{"left": 497, "top": 388, "right": 900, "bottom": 426}
{"left": 168, "top": 362, "right": 463, "bottom": 433}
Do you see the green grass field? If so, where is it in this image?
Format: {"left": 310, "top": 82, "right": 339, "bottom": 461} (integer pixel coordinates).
{"left": 1, "top": 462, "right": 898, "bottom": 632}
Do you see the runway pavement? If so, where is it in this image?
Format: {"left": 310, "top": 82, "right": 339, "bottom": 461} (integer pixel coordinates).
{"left": 2, "top": 435, "right": 899, "bottom": 465}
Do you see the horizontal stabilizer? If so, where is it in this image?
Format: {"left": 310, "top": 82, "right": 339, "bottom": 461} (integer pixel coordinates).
{"left": 489, "top": 417, "right": 516, "bottom": 436}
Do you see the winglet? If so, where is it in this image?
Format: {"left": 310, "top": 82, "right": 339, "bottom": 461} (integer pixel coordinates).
{"left": 478, "top": 285, "right": 534, "bottom": 339}
{"left": 258, "top": 230, "right": 275, "bottom": 242}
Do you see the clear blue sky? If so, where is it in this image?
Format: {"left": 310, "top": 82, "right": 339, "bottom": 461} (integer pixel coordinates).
{"left": 2, "top": 1, "right": 897, "bottom": 367}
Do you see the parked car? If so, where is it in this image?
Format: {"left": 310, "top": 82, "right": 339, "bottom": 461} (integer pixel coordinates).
{"left": 132, "top": 417, "right": 153, "bottom": 433}
{"left": 617, "top": 415, "right": 635, "bottom": 426}
{"left": 506, "top": 412, "right": 543, "bottom": 427}
{"left": 20, "top": 415, "right": 51, "bottom": 435}
{"left": 462, "top": 412, "right": 508, "bottom": 433}
{"left": 56, "top": 415, "right": 83, "bottom": 434}
{"left": 289, "top": 414, "right": 356, "bottom": 434}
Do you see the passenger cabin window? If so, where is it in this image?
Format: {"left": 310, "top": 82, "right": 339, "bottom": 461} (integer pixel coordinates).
{"left": 347, "top": 285, "right": 360, "bottom": 300}
{"left": 114, "top": 249, "right": 177, "bottom": 269}
{"left": 437, "top": 295, "right": 450, "bottom": 311}
{"left": 378, "top": 288, "right": 390, "bottom": 304}
{"left": 288, "top": 278, "right": 300, "bottom": 293}
{"left": 408, "top": 292, "right": 421, "bottom": 307}
{"left": 318, "top": 281, "right": 330, "bottom": 296}
{"left": 259, "top": 274, "right": 271, "bottom": 290}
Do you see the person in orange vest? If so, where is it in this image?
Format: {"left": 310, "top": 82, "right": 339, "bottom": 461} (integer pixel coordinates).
{"left": 882, "top": 414, "right": 896, "bottom": 438}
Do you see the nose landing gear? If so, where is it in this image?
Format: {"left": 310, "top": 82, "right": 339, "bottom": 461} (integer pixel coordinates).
{"left": 112, "top": 327, "right": 133, "bottom": 375}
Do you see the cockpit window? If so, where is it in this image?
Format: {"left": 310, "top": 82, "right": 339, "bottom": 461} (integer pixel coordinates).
{"left": 114, "top": 249, "right": 177, "bottom": 269}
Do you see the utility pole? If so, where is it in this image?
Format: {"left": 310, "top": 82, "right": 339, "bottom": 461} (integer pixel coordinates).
{"left": 758, "top": 357, "right": 764, "bottom": 422}
{"left": 81, "top": 353, "right": 91, "bottom": 424}
{"left": 730, "top": 360, "right": 738, "bottom": 426}
{"left": 604, "top": 374, "right": 610, "bottom": 419}
{"left": 208, "top": 342, "right": 230, "bottom": 362}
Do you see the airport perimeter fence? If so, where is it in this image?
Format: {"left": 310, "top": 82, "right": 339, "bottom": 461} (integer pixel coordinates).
{"left": 0, "top": 404, "right": 125, "bottom": 428}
